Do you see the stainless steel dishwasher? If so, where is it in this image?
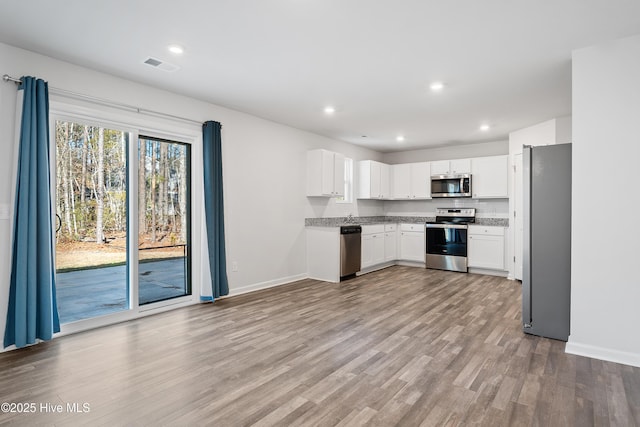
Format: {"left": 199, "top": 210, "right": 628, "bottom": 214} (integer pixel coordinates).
{"left": 340, "top": 225, "right": 362, "bottom": 279}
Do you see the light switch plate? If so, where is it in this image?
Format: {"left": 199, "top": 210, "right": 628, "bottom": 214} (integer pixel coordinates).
{"left": 0, "top": 203, "right": 10, "bottom": 220}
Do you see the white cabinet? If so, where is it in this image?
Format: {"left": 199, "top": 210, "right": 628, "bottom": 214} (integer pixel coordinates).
{"left": 471, "top": 155, "right": 508, "bottom": 198}
{"left": 361, "top": 225, "right": 385, "bottom": 268}
{"left": 306, "top": 227, "right": 341, "bottom": 283}
{"left": 384, "top": 224, "right": 398, "bottom": 261}
{"left": 392, "top": 162, "right": 430, "bottom": 199}
{"left": 358, "top": 160, "right": 390, "bottom": 199}
{"left": 399, "top": 223, "right": 425, "bottom": 262}
{"left": 468, "top": 226, "right": 505, "bottom": 270}
{"left": 306, "top": 149, "right": 345, "bottom": 197}
{"left": 430, "top": 158, "right": 471, "bottom": 175}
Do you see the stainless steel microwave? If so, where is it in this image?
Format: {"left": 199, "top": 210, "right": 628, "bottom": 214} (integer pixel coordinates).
{"left": 430, "top": 174, "right": 472, "bottom": 198}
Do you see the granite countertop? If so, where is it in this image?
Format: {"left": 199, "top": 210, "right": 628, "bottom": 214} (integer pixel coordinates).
{"left": 305, "top": 216, "right": 509, "bottom": 227}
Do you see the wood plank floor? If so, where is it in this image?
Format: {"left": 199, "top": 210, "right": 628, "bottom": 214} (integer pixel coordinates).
{"left": 1, "top": 266, "right": 639, "bottom": 426}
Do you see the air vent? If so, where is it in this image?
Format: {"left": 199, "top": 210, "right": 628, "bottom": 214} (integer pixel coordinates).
{"left": 142, "top": 57, "right": 180, "bottom": 72}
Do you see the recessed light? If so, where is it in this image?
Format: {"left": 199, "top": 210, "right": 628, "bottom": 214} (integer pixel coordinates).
{"left": 168, "top": 44, "right": 184, "bottom": 55}
{"left": 324, "top": 106, "right": 335, "bottom": 114}
{"left": 396, "top": 135, "right": 405, "bottom": 142}
{"left": 430, "top": 82, "right": 445, "bottom": 92}
{"left": 480, "top": 124, "right": 491, "bottom": 131}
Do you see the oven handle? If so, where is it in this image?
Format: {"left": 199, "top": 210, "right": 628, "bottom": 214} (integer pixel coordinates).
{"left": 426, "top": 224, "right": 468, "bottom": 230}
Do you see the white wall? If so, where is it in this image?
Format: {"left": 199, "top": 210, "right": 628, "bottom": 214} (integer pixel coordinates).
{"left": 508, "top": 117, "right": 571, "bottom": 155}
{"left": 0, "top": 42, "right": 383, "bottom": 342}
{"left": 567, "top": 34, "right": 640, "bottom": 367}
{"left": 507, "top": 117, "right": 572, "bottom": 280}
{"left": 383, "top": 140, "right": 508, "bottom": 164}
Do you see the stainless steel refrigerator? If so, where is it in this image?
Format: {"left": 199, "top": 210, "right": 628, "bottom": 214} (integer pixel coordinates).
{"left": 522, "top": 143, "right": 571, "bottom": 341}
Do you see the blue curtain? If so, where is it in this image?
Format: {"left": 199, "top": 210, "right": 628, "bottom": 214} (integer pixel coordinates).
{"left": 202, "top": 121, "right": 229, "bottom": 300}
{"left": 4, "top": 77, "right": 60, "bottom": 348}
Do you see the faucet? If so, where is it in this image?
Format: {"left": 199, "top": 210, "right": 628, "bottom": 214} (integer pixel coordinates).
{"left": 346, "top": 213, "right": 354, "bottom": 223}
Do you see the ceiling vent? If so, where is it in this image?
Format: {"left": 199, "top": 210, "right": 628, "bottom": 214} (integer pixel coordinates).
{"left": 143, "top": 57, "right": 180, "bottom": 72}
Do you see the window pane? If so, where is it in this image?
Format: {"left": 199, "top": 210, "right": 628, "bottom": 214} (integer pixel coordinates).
{"left": 54, "top": 121, "right": 129, "bottom": 323}
{"left": 138, "top": 137, "right": 191, "bottom": 305}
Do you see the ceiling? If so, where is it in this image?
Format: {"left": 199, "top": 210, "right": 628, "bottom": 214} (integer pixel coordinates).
{"left": 1, "top": 1, "right": 640, "bottom": 152}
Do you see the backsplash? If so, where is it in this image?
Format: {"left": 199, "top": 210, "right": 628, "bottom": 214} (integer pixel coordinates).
{"left": 305, "top": 215, "right": 508, "bottom": 227}
{"left": 384, "top": 198, "right": 509, "bottom": 218}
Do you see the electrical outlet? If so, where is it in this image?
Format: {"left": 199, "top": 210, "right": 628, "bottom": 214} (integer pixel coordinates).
{"left": 231, "top": 261, "right": 238, "bottom": 272}
{"left": 0, "top": 203, "right": 9, "bottom": 220}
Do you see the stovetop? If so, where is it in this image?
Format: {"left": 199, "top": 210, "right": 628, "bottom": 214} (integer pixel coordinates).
{"left": 428, "top": 208, "right": 476, "bottom": 225}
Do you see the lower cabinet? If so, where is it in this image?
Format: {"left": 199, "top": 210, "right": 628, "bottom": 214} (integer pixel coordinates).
{"left": 468, "top": 225, "right": 505, "bottom": 270}
{"left": 384, "top": 224, "right": 397, "bottom": 262}
{"left": 362, "top": 223, "right": 424, "bottom": 270}
{"left": 399, "top": 223, "right": 425, "bottom": 262}
{"left": 361, "top": 225, "right": 385, "bottom": 269}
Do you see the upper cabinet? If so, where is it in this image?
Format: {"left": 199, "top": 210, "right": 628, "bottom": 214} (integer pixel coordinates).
{"left": 392, "top": 162, "right": 430, "bottom": 199}
{"left": 471, "top": 155, "right": 508, "bottom": 198}
{"left": 430, "top": 158, "right": 471, "bottom": 175}
{"left": 358, "top": 160, "right": 390, "bottom": 199}
{"left": 306, "top": 149, "right": 345, "bottom": 197}
{"left": 351, "top": 154, "right": 507, "bottom": 201}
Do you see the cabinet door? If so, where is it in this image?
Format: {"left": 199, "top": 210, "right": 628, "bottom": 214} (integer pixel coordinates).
{"left": 450, "top": 158, "right": 471, "bottom": 174}
{"left": 333, "top": 152, "right": 345, "bottom": 196}
{"left": 392, "top": 164, "right": 411, "bottom": 199}
{"left": 385, "top": 231, "right": 397, "bottom": 261}
{"left": 369, "top": 161, "right": 382, "bottom": 198}
{"left": 471, "top": 155, "right": 508, "bottom": 198}
{"left": 430, "top": 160, "right": 450, "bottom": 175}
{"left": 410, "top": 162, "right": 430, "bottom": 198}
{"left": 321, "top": 150, "right": 335, "bottom": 196}
{"left": 379, "top": 163, "right": 390, "bottom": 199}
{"left": 361, "top": 234, "right": 374, "bottom": 268}
{"left": 468, "top": 234, "right": 505, "bottom": 270}
{"left": 307, "top": 149, "right": 343, "bottom": 197}
{"left": 372, "top": 234, "right": 385, "bottom": 265}
{"left": 400, "top": 231, "right": 425, "bottom": 262}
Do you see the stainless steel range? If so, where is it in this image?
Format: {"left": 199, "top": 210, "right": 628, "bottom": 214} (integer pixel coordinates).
{"left": 425, "top": 208, "right": 476, "bottom": 273}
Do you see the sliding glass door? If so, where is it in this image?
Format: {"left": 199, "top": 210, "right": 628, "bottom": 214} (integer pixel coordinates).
{"left": 54, "top": 121, "right": 129, "bottom": 323}
{"left": 53, "top": 120, "right": 191, "bottom": 324}
{"left": 138, "top": 137, "right": 191, "bottom": 305}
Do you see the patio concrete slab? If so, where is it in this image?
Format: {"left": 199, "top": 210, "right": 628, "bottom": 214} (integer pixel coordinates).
{"left": 56, "top": 258, "right": 189, "bottom": 324}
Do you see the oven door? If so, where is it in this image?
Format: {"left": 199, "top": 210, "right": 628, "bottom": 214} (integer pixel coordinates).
{"left": 425, "top": 224, "right": 468, "bottom": 272}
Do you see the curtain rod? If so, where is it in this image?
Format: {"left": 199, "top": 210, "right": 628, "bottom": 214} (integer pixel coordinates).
{"left": 2, "top": 73, "right": 203, "bottom": 126}
{"left": 3, "top": 74, "right": 21, "bottom": 84}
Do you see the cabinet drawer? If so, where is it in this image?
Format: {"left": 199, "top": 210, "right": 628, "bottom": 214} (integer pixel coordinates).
{"left": 468, "top": 225, "right": 504, "bottom": 236}
{"left": 362, "top": 224, "right": 384, "bottom": 234}
{"left": 384, "top": 224, "right": 397, "bottom": 232}
{"left": 400, "top": 223, "right": 425, "bottom": 232}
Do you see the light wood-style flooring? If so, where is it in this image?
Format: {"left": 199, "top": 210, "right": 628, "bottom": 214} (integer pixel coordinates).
{"left": 0, "top": 266, "right": 639, "bottom": 426}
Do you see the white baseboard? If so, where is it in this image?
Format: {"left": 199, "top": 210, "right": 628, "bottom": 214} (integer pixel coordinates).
{"left": 357, "top": 262, "right": 395, "bottom": 275}
{"left": 565, "top": 341, "right": 640, "bottom": 368}
{"left": 226, "top": 273, "right": 309, "bottom": 297}
{"left": 395, "top": 260, "right": 425, "bottom": 268}
{"left": 468, "top": 267, "right": 508, "bottom": 277}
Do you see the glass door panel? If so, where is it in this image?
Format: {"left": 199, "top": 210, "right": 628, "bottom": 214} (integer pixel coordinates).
{"left": 54, "top": 121, "right": 129, "bottom": 323}
{"left": 138, "top": 137, "right": 191, "bottom": 305}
